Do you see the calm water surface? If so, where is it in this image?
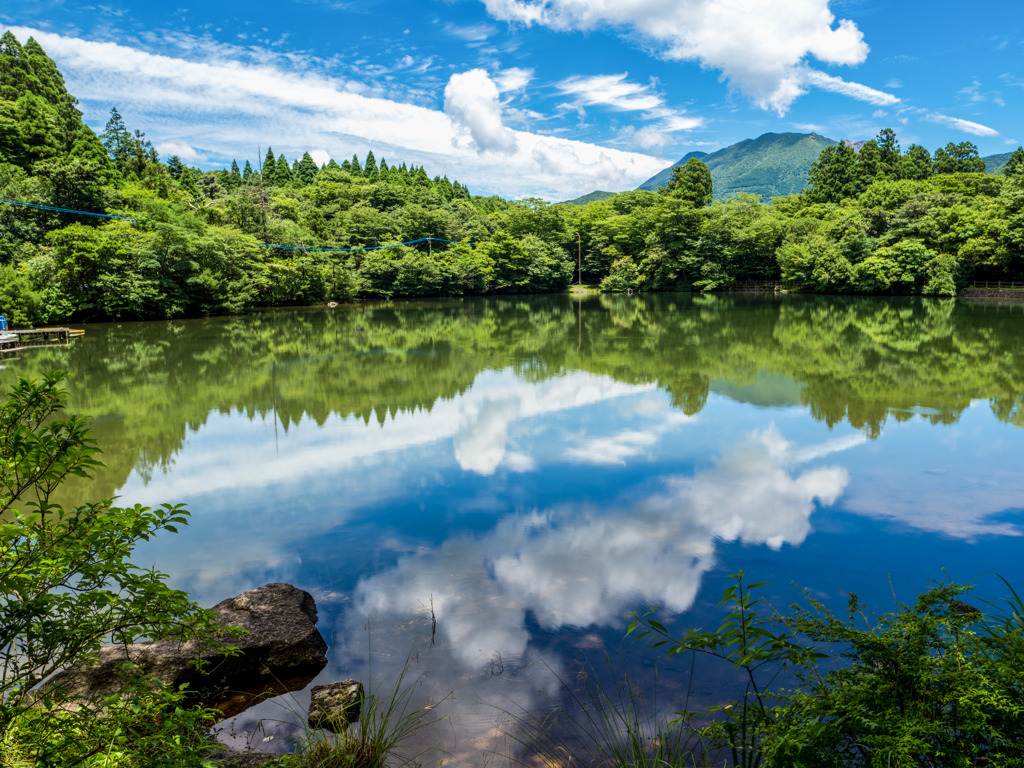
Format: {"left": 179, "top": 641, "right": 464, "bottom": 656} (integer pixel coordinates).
{"left": 4, "top": 293, "right": 1024, "bottom": 763}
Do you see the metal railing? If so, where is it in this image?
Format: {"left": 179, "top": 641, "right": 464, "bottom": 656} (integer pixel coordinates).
{"left": 969, "top": 281, "right": 1024, "bottom": 289}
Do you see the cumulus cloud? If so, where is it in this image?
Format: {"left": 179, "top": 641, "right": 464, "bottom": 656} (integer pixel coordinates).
{"left": 154, "top": 141, "right": 202, "bottom": 163}
{"left": 11, "top": 26, "right": 669, "bottom": 199}
{"left": 926, "top": 112, "right": 999, "bottom": 137}
{"left": 480, "top": 0, "right": 871, "bottom": 114}
{"left": 556, "top": 73, "right": 663, "bottom": 111}
{"left": 444, "top": 68, "right": 519, "bottom": 154}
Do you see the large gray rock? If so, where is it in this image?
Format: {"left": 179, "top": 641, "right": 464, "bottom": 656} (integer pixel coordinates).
{"left": 44, "top": 583, "right": 328, "bottom": 718}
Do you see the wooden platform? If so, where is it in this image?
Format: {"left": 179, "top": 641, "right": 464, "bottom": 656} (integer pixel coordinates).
{"left": 0, "top": 327, "right": 83, "bottom": 358}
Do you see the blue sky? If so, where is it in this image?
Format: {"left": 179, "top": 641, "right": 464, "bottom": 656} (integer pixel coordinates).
{"left": 3, "top": 0, "right": 1021, "bottom": 199}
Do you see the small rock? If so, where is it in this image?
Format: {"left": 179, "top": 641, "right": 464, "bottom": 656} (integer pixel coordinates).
{"left": 308, "top": 679, "right": 364, "bottom": 733}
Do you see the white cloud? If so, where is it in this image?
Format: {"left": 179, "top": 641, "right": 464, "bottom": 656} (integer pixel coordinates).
{"left": 556, "top": 73, "right": 663, "bottom": 111}
{"left": 154, "top": 141, "right": 202, "bottom": 163}
{"left": 481, "top": 0, "right": 870, "bottom": 114}
{"left": 444, "top": 69, "right": 519, "bottom": 154}
{"left": 802, "top": 68, "right": 900, "bottom": 106}
{"left": 443, "top": 21, "right": 499, "bottom": 41}
{"left": 308, "top": 149, "right": 331, "bottom": 166}
{"left": 494, "top": 66, "right": 533, "bottom": 92}
{"left": 960, "top": 80, "right": 985, "bottom": 102}
{"left": 926, "top": 112, "right": 999, "bottom": 137}
{"left": 12, "top": 27, "right": 669, "bottom": 199}
{"left": 624, "top": 126, "right": 673, "bottom": 149}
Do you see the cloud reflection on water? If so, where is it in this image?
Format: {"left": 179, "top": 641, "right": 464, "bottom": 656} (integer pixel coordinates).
{"left": 325, "top": 423, "right": 851, "bottom": 765}
{"left": 353, "top": 424, "right": 850, "bottom": 668}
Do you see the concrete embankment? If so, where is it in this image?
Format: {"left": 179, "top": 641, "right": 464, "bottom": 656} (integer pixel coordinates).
{"left": 960, "top": 288, "right": 1024, "bottom": 301}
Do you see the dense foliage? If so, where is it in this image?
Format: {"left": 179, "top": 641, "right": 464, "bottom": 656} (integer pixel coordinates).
{"left": 0, "top": 371, "right": 222, "bottom": 766}
{"left": 629, "top": 573, "right": 1024, "bottom": 767}
{"left": 3, "top": 30, "right": 1024, "bottom": 326}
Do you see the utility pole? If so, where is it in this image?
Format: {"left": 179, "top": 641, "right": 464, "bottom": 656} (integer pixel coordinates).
{"left": 257, "top": 145, "right": 269, "bottom": 245}
{"left": 577, "top": 231, "right": 582, "bottom": 285}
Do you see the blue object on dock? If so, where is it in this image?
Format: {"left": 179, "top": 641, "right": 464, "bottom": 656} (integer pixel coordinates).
{"left": 0, "top": 316, "right": 7, "bottom": 331}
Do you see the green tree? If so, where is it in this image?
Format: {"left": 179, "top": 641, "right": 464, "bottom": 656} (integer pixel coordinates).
{"left": 805, "top": 143, "right": 859, "bottom": 203}
{"left": 294, "top": 151, "right": 319, "bottom": 185}
{"left": 166, "top": 154, "right": 184, "bottom": 179}
{"left": 0, "top": 371, "right": 223, "bottom": 765}
{"left": 876, "top": 127, "right": 901, "bottom": 177}
{"left": 260, "top": 146, "right": 278, "bottom": 186}
{"left": 275, "top": 153, "right": 292, "bottom": 184}
{"left": 663, "top": 158, "right": 713, "bottom": 207}
{"left": 99, "top": 107, "right": 157, "bottom": 178}
{"left": 898, "top": 144, "right": 933, "bottom": 180}
{"left": 1004, "top": 146, "right": 1024, "bottom": 178}
{"left": 933, "top": 141, "right": 986, "bottom": 174}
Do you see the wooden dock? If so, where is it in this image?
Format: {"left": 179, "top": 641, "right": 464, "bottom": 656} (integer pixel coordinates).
{"left": 0, "top": 327, "right": 83, "bottom": 360}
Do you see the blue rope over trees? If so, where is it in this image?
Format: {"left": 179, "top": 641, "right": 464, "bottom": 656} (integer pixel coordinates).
{"left": 0, "top": 197, "right": 136, "bottom": 222}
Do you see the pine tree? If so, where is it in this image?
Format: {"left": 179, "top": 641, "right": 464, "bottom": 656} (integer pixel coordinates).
{"left": 242, "top": 160, "right": 254, "bottom": 180}
{"left": 230, "top": 159, "right": 241, "bottom": 179}
{"left": 100, "top": 108, "right": 131, "bottom": 168}
{"left": 876, "top": 128, "right": 901, "bottom": 178}
{"left": 379, "top": 157, "right": 389, "bottom": 173}
{"left": 364, "top": 150, "right": 377, "bottom": 178}
{"left": 276, "top": 153, "right": 292, "bottom": 183}
{"left": 350, "top": 153, "right": 363, "bottom": 176}
{"left": 261, "top": 147, "right": 278, "bottom": 186}
{"left": 805, "top": 143, "right": 859, "bottom": 203}
{"left": 294, "top": 152, "right": 319, "bottom": 185}
{"left": 166, "top": 155, "right": 185, "bottom": 179}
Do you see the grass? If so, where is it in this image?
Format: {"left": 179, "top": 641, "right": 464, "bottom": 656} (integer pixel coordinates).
{"left": 495, "top": 657, "right": 717, "bottom": 768}
{"left": 293, "top": 661, "right": 451, "bottom": 768}
{"left": 227, "top": 657, "right": 452, "bottom": 768}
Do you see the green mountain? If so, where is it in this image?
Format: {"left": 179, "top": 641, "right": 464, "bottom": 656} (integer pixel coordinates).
{"left": 982, "top": 152, "right": 1013, "bottom": 175}
{"left": 637, "top": 132, "right": 838, "bottom": 201}
{"left": 561, "top": 190, "right": 615, "bottom": 205}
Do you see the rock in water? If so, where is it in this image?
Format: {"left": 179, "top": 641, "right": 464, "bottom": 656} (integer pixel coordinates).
{"left": 44, "top": 583, "right": 328, "bottom": 718}
{"left": 308, "top": 679, "right": 364, "bottom": 733}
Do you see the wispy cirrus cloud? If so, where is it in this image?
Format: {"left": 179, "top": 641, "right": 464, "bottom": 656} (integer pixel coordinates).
{"left": 925, "top": 112, "right": 999, "bottom": 137}
{"left": 802, "top": 68, "right": 900, "bottom": 106}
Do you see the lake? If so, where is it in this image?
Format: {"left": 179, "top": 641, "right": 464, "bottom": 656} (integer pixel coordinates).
{"left": 3, "top": 292, "right": 1024, "bottom": 764}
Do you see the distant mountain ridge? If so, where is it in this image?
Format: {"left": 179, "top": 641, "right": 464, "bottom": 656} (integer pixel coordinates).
{"left": 982, "top": 151, "right": 1014, "bottom": 175}
{"left": 637, "top": 132, "right": 839, "bottom": 201}
{"left": 560, "top": 132, "right": 1016, "bottom": 206}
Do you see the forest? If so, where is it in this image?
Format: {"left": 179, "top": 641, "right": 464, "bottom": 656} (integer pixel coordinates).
{"left": 3, "top": 30, "right": 1024, "bottom": 325}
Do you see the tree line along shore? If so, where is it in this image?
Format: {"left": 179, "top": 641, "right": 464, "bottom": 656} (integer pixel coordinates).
{"left": 3, "top": 29, "right": 1024, "bottom": 326}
